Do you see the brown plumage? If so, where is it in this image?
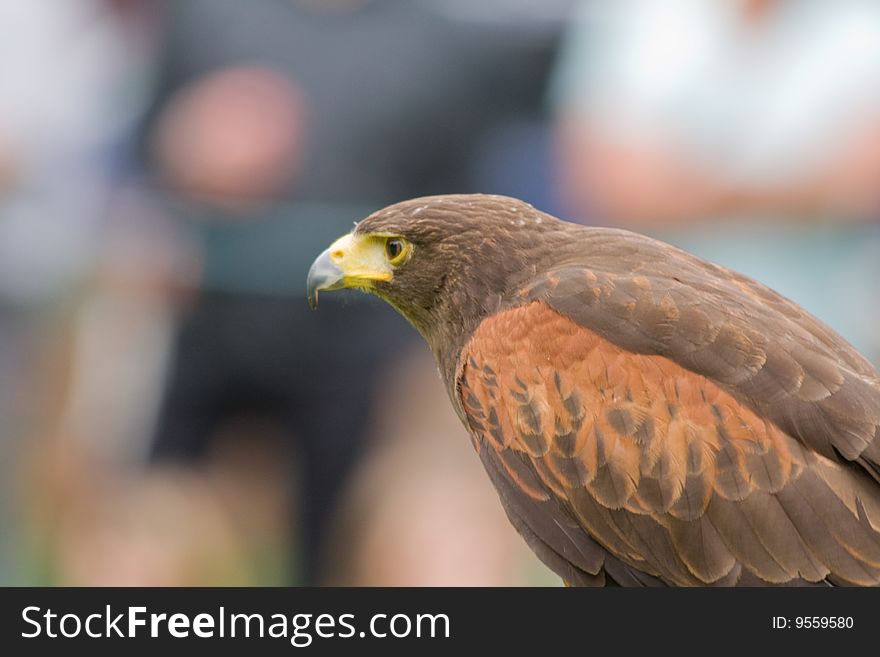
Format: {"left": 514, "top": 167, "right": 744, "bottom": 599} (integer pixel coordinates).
{"left": 307, "top": 193, "right": 880, "bottom": 586}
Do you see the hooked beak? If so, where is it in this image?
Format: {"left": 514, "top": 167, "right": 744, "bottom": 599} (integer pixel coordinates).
{"left": 306, "top": 247, "right": 345, "bottom": 309}
{"left": 306, "top": 233, "right": 393, "bottom": 309}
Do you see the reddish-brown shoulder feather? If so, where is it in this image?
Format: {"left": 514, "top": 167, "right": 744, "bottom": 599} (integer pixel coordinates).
{"left": 515, "top": 237, "right": 880, "bottom": 478}
{"left": 458, "top": 301, "right": 880, "bottom": 585}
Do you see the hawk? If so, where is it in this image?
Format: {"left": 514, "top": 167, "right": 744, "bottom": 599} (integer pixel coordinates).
{"left": 307, "top": 194, "right": 880, "bottom": 586}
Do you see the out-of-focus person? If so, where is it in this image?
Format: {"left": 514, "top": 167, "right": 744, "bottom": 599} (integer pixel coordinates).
{"left": 553, "top": 0, "right": 880, "bottom": 226}
{"left": 0, "top": 0, "right": 156, "bottom": 304}
{"left": 141, "top": 0, "right": 566, "bottom": 585}
{"left": 0, "top": 0, "right": 160, "bottom": 584}
{"left": 550, "top": 0, "right": 880, "bottom": 362}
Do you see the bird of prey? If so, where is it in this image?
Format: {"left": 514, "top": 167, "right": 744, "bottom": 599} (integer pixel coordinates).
{"left": 307, "top": 194, "right": 880, "bottom": 586}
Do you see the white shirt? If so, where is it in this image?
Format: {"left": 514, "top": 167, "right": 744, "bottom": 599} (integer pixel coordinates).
{"left": 552, "top": 0, "right": 880, "bottom": 186}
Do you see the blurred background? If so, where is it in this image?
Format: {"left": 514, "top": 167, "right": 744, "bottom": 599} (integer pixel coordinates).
{"left": 1, "top": 0, "right": 878, "bottom": 586}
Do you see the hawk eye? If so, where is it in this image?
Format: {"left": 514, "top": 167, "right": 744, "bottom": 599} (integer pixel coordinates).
{"left": 385, "top": 238, "right": 407, "bottom": 264}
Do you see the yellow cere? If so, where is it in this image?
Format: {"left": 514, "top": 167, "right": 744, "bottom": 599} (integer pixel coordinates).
{"left": 326, "top": 232, "right": 406, "bottom": 286}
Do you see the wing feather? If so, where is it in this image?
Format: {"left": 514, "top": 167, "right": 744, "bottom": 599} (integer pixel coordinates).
{"left": 458, "top": 300, "right": 880, "bottom": 585}
{"left": 515, "top": 230, "right": 880, "bottom": 475}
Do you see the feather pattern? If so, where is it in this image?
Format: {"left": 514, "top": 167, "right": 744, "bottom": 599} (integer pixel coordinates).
{"left": 458, "top": 302, "right": 880, "bottom": 585}
{"left": 341, "top": 194, "right": 880, "bottom": 586}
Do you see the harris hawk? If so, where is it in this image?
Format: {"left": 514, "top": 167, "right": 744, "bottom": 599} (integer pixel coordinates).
{"left": 307, "top": 194, "right": 880, "bottom": 586}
